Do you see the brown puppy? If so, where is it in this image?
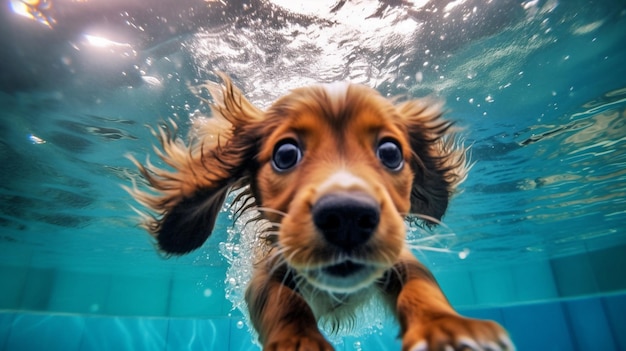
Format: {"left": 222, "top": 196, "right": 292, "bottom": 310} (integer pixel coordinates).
{"left": 127, "top": 74, "right": 515, "bottom": 351}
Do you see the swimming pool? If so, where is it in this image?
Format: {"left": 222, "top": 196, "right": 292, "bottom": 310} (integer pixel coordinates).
{"left": 1, "top": 1, "right": 625, "bottom": 350}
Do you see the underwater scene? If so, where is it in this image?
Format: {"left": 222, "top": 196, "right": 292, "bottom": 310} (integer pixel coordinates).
{"left": 1, "top": 0, "right": 625, "bottom": 350}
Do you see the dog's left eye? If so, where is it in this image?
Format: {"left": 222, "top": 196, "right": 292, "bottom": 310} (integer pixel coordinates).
{"left": 272, "top": 139, "right": 303, "bottom": 171}
{"left": 377, "top": 139, "right": 404, "bottom": 171}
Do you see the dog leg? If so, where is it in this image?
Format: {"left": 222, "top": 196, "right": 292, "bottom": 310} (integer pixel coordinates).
{"left": 385, "top": 250, "right": 515, "bottom": 351}
{"left": 246, "top": 263, "right": 334, "bottom": 351}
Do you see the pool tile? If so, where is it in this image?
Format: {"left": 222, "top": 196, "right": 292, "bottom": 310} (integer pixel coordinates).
{"left": 19, "top": 268, "right": 55, "bottom": 311}
{"left": 511, "top": 260, "right": 558, "bottom": 302}
{"left": 0, "top": 266, "right": 28, "bottom": 310}
{"left": 0, "top": 313, "right": 15, "bottom": 351}
{"left": 602, "top": 294, "right": 626, "bottom": 351}
{"left": 565, "top": 297, "right": 617, "bottom": 351}
{"left": 588, "top": 244, "right": 626, "bottom": 293}
{"left": 550, "top": 252, "right": 599, "bottom": 297}
{"left": 5, "top": 313, "right": 84, "bottom": 351}
{"left": 47, "top": 270, "right": 110, "bottom": 314}
{"left": 471, "top": 267, "right": 516, "bottom": 305}
{"left": 168, "top": 271, "right": 229, "bottom": 317}
{"left": 435, "top": 270, "right": 477, "bottom": 308}
{"left": 166, "top": 318, "right": 231, "bottom": 351}
{"left": 106, "top": 274, "right": 170, "bottom": 316}
{"left": 79, "top": 316, "right": 167, "bottom": 351}
{"left": 502, "top": 301, "right": 574, "bottom": 351}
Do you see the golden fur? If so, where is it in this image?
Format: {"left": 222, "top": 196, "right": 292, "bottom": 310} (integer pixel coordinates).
{"left": 127, "top": 74, "right": 514, "bottom": 351}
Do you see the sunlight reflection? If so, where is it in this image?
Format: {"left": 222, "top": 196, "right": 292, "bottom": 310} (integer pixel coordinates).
{"left": 10, "top": 0, "right": 56, "bottom": 28}
{"left": 83, "top": 34, "right": 132, "bottom": 48}
{"left": 28, "top": 134, "right": 46, "bottom": 144}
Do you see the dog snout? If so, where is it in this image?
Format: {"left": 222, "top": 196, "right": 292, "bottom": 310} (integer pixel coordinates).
{"left": 312, "top": 192, "right": 380, "bottom": 250}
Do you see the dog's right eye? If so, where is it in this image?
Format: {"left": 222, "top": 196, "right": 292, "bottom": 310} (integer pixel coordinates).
{"left": 272, "top": 139, "right": 302, "bottom": 171}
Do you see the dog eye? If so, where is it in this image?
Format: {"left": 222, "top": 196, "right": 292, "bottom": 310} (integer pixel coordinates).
{"left": 376, "top": 139, "right": 404, "bottom": 171}
{"left": 272, "top": 139, "right": 302, "bottom": 171}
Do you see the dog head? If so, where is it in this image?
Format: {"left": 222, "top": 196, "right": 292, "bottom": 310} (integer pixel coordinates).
{"left": 127, "top": 75, "right": 467, "bottom": 293}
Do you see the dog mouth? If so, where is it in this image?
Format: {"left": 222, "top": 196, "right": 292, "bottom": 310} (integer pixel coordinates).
{"left": 322, "top": 260, "right": 366, "bottom": 277}
{"left": 301, "top": 259, "right": 383, "bottom": 293}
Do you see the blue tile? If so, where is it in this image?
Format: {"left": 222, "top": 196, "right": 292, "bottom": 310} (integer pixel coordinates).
{"left": 167, "top": 318, "right": 231, "bottom": 351}
{"left": 6, "top": 313, "right": 83, "bottom": 351}
{"left": 512, "top": 261, "right": 558, "bottom": 302}
{"left": 19, "top": 268, "right": 55, "bottom": 311}
{"left": 550, "top": 253, "right": 599, "bottom": 297}
{"left": 0, "top": 267, "right": 28, "bottom": 310}
{"left": 168, "top": 273, "right": 229, "bottom": 317}
{"left": 588, "top": 245, "right": 626, "bottom": 293}
{"left": 0, "top": 313, "right": 15, "bottom": 351}
{"left": 603, "top": 294, "right": 626, "bottom": 351}
{"left": 106, "top": 275, "right": 170, "bottom": 316}
{"left": 47, "top": 270, "right": 111, "bottom": 315}
{"left": 502, "top": 301, "right": 574, "bottom": 351}
{"left": 436, "top": 270, "right": 477, "bottom": 308}
{"left": 565, "top": 297, "right": 617, "bottom": 351}
{"left": 471, "top": 267, "right": 516, "bottom": 305}
{"left": 79, "top": 316, "right": 167, "bottom": 351}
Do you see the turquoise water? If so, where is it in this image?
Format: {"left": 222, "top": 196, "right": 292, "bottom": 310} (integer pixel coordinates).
{"left": 1, "top": 1, "right": 626, "bottom": 350}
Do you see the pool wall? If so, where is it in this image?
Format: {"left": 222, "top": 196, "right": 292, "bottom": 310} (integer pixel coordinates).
{"left": 1, "top": 243, "right": 625, "bottom": 317}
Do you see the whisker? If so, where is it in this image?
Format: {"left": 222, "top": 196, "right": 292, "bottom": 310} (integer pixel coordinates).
{"left": 406, "top": 246, "right": 456, "bottom": 254}
{"left": 256, "top": 207, "right": 288, "bottom": 218}
{"left": 402, "top": 212, "right": 471, "bottom": 260}
{"left": 407, "top": 244, "right": 471, "bottom": 260}
{"left": 292, "top": 274, "right": 311, "bottom": 299}
{"left": 405, "top": 233, "right": 456, "bottom": 244}
{"left": 327, "top": 290, "right": 346, "bottom": 304}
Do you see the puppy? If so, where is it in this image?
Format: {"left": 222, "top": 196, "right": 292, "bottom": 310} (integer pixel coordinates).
{"left": 127, "top": 74, "right": 515, "bottom": 351}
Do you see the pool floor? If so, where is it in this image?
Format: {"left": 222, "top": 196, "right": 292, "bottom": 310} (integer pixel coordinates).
{"left": 1, "top": 292, "right": 625, "bottom": 351}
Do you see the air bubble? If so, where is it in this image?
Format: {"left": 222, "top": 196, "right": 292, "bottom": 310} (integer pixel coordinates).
{"left": 415, "top": 71, "right": 423, "bottom": 83}
{"left": 458, "top": 248, "right": 470, "bottom": 259}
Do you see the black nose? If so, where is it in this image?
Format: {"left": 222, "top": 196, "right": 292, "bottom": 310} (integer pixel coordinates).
{"left": 312, "top": 192, "right": 380, "bottom": 251}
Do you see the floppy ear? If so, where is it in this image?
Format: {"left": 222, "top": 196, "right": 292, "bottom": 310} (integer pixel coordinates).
{"left": 396, "top": 99, "right": 469, "bottom": 222}
{"left": 125, "top": 75, "right": 264, "bottom": 255}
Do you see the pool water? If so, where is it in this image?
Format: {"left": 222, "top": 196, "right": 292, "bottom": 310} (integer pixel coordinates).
{"left": 1, "top": 1, "right": 625, "bottom": 350}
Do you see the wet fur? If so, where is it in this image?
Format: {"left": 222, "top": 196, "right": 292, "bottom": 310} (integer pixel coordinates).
{"left": 127, "top": 74, "right": 514, "bottom": 351}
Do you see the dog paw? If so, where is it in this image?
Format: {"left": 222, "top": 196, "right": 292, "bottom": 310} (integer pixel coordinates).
{"left": 402, "top": 314, "right": 515, "bottom": 351}
{"left": 265, "top": 334, "right": 335, "bottom": 351}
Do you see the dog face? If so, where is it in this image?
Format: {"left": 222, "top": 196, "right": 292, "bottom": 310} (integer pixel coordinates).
{"left": 126, "top": 74, "right": 467, "bottom": 285}
{"left": 254, "top": 83, "right": 414, "bottom": 292}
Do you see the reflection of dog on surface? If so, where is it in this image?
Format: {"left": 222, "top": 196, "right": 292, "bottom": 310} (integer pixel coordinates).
{"left": 128, "top": 74, "right": 515, "bottom": 351}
